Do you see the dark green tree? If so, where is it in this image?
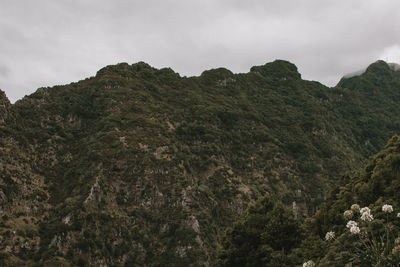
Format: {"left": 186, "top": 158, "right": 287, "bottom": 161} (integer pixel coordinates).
{"left": 218, "top": 196, "right": 302, "bottom": 266}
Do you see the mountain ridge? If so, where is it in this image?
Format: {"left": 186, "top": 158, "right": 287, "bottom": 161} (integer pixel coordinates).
{"left": 3, "top": 59, "right": 399, "bottom": 105}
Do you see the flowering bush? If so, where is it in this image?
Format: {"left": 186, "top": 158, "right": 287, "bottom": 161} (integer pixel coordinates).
{"left": 343, "top": 210, "right": 353, "bottom": 219}
{"left": 360, "top": 211, "right": 373, "bottom": 222}
{"left": 346, "top": 220, "right": 357, "bottom": 229}
{"left": 343, "top": 203, "right": 399, "bottom": 265}
{"left": 349, "top": 225, "right": 360, "bottom": 235}
{"left": 306, "top": 203, "right": 400, "bottom": 266}
{"left": 302, "top": 260, "right": 315, "bottom": 267}
{"left": 325, "top": 231, "right": 335, "bottom": 241}
{"left": 383, "top": 204, "right": 393, "bottom": 213}
{"left": 359, "top": 206, "right": 371, "bottom": 215}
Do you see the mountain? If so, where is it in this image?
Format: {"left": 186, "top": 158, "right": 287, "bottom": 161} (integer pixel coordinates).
{"left": 0, "top": 59, "right": 400, "bottom": 266}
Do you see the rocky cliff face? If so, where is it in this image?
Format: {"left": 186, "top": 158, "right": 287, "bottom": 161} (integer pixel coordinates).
{"left": 1, "top": 60, "right": 400, "bottom": 266}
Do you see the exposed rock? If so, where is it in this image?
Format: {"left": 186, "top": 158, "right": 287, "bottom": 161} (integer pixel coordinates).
{"left": 84, "top": 177, "right": 102, "bottom": 205}
{"left": 0, "top": 189, "right": 7, "bottom": 205}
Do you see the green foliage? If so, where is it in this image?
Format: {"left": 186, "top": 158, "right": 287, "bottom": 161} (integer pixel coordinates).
{"left": 295, "top": 136, "right": 400, "bottom": 266}
{"left": 218, "top": 196, "right": 302, "bottom": 266}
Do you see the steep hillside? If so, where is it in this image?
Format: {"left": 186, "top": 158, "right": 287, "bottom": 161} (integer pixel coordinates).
{"left": 337, "top": 60, "right": 400, "bottom": 154}
{"left": 0, "top": 60, "right": 400, "bottom": 266}
{"left": 218, "top": 136, "right": 400, "bottom": 266}
{"left": 295, "top": 135, "right": 400, "bottom": 266}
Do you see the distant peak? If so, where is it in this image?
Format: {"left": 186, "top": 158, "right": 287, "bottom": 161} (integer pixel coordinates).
{"left": 364, "top": 60, "right": 392, "bottom": 74}
{"left": 250, "top": 60, "right": 301, "bottom": 80}
{"left": 131, "top": 61, "right": 156, "bottom": 71}
{"left": 96, "top": 61, "right": 156, "bottom": 77}
{"left": 342, "top": 60, "right": 400, "bottom": 80}
{"left": 200, "top": 67, "right": 234, "bottom": 79}
{"left": 338, "top": 60, "right": 400, "bottom": 88}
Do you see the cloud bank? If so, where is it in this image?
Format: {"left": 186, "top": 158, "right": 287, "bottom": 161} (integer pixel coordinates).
{"left": 1, "top": 0, "right": 400, "bottom": 102}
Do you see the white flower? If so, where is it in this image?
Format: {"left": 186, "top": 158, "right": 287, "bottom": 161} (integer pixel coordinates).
{"left": 346, "top": 220, "right": 358, "bottom": 228}
{"left": 350, "top": 225, "right": 360, "bottom": 234}
{"left": 397, "top": 213, "right": 400, "bottom": 218}
{"left": 360, "top": 212, "right": 374, "bottom": 222}
{"left": 343, "top": 210, "right": 353, "bottom": 219}
{"left": 360, "top": 207, "right": 371, "bottom": 215}
{"left": 325, "top": 231, "right": 335, "bottom": 241}
{"left": 382, "top": 204, "right": 393, "bottom": 213}
{"left": 351, "top": 204, "right": 360, "bottom": 212}
{"left": 303, "top": 260, "right": 315, "bottom": 267}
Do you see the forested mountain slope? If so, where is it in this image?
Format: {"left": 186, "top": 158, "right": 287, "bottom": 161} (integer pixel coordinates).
{"left": 0, "top": 59, "right": 399, "bottom": 266}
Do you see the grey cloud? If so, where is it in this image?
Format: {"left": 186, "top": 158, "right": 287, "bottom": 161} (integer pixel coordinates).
{"left": 0, "top": 65, "right": 10, "bottom": 78}
{"left": 1, "top": 0, "right": 400, "bottom": 102}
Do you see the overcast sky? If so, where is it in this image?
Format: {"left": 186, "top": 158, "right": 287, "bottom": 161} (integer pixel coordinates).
{"left": 1, "top": 0, "right": 400, "bottom": 103}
